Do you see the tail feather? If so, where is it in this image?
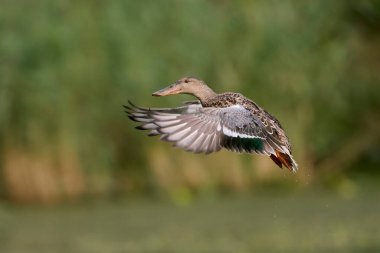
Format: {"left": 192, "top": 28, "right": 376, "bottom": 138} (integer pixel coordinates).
{"left": 270, "top": 150, "right": 298, "bottom": 172}
{"left": 270, "top": 154, "right": 283, "bottom": 168}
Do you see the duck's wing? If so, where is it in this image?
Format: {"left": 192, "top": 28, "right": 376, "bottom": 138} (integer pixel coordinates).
{"left": 221, "top": 105, "right": 298, "bottom": 171}
{"left": 125, "top": 101, "right": 223, "bottom": 154}
{"left": 125, "top": 100, "right": 267, "bottom": 153}
{"left": 124, "top": 101, "right": 297, "bottom": 171}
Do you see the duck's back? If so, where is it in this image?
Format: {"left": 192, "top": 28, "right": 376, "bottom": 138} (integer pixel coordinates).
{"left": 202, "top": 92, "right": 257, "bottom": 109}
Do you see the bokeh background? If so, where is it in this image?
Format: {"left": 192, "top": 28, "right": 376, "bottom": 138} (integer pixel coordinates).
{"left": 1, "top": 0, "right": 380, "bottom": 252}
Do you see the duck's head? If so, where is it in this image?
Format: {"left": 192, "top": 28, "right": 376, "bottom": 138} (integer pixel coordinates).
{"left": 152, "top": 77, "right": 211, "bottom": 97}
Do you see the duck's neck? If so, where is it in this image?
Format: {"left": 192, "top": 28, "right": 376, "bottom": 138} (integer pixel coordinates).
{"left": 193, "top": 86, "right": 217, "bottom": 105}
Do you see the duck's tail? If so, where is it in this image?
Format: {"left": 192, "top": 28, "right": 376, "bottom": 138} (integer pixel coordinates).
{"left": 270, "top": 150, "right": 298, "bottom": 172}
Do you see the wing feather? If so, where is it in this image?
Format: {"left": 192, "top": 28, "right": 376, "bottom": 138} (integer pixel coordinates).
{"left": 125, "top": 100, "right": 295, "bottom": 170}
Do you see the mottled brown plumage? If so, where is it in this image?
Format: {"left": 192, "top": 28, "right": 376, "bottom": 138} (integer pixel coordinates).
{"left": 125, "top": 77, "right": 298, "bottom": 172}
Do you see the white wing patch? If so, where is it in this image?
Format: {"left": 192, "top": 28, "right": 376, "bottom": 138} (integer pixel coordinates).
{"left": 222, "top": 126, "right": 264, "bottom": 139}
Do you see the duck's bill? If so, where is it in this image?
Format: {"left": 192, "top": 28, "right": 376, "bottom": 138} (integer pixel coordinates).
{"left": 152, "top": 84, "right": 181, "bottom": 96}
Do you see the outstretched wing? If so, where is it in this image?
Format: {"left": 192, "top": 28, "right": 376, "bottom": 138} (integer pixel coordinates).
{"left": 125, "top": 101, "right": 278, "bottom": 156}
{"left": 125, "top": 100, "right": 298, "bottom": 171}
{"left": 125, "top": 101, "right": 222, "bottom": 154}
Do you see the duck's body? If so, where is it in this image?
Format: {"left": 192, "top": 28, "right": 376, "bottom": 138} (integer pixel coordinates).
{"left": 125, "top": 77, "right": 298, "bottom": 172}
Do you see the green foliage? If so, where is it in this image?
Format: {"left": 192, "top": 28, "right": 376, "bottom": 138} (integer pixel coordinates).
{"left": 0, "top": 0, "right": 379, "bottom": 200}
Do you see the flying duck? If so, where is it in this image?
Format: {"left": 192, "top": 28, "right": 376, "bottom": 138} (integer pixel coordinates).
{"left": 124, "top": 77, "right": 298, "bottom": 172}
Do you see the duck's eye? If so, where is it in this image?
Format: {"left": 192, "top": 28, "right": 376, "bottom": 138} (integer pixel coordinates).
{"left": 184, "top": 79, "right": 189, "bottom": 83}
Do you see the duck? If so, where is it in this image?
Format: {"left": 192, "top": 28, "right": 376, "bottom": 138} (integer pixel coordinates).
{"left": 124, "top": 77, "right": 298, "bottom": 172}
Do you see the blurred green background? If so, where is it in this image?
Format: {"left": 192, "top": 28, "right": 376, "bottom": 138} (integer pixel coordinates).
{"left": 1, "top": 0, "right": 380, "bottom": 252}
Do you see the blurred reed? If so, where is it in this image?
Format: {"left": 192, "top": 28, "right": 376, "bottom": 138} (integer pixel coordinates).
{"left": 0, "top": 0, "right": 379, "bottom": 203}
